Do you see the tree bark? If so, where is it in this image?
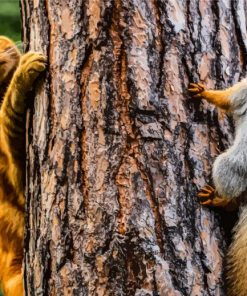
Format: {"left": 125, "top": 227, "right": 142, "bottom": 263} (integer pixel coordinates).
{"left": 20, "top": 0, "right": 247, "bottom": 295}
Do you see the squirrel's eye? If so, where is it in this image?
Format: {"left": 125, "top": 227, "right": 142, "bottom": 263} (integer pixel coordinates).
{"left": 0, "top": 61, "right": 6, "bottom": 66}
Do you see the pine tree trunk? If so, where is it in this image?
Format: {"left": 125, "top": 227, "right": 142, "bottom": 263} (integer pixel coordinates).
{"left": 20, "top": 0, "right": 246, "bottom": 295}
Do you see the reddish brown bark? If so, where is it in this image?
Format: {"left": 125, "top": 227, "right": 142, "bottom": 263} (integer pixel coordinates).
{"left": 21, "top": 0, "right": 247, "bottom": 295}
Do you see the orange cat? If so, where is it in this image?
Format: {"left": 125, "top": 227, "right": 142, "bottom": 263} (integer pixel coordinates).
{"left": 0, "top": 36, "right": 46, "bottom": 296}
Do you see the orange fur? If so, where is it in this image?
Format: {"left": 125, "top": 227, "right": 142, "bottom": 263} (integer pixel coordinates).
{"left": 188, "top": 82, "right": 232, "bottom": 109}
{"left": 0, "top": 36, "right": 46, "bottom": 296}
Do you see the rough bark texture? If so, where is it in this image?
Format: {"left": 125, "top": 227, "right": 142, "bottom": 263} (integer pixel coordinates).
{"left": 20, "top": 0, "right": 247, "bottom": 295}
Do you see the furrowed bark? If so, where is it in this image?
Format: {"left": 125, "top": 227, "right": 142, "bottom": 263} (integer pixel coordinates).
{"left": 21, "top": 0, "right": 246, "bottom": 295}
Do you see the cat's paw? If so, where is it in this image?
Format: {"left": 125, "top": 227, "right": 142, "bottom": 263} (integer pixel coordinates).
{"left": 15, "top": 52, "right": 47, "bottom": 91}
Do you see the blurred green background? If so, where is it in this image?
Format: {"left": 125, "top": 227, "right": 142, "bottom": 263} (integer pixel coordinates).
{"left": 0, "top": 1, "right": 20, "bottom": 295}
{"left": 0, "top": 0, "right": 21, "bottom": 41}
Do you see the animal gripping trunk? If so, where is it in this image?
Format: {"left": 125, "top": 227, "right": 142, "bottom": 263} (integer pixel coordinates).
{"left": 227, "top": 205, "right": 247, "bottom": 296}
{"left": 21, "top": 0, "right": 247, "bottom": 295}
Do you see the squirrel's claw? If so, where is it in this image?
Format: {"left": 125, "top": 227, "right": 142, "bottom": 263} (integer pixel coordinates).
{"left": 188, "top": 88, "right": 200, "bottom": 93}
{"left": 197, "top": 184, "right": 215, "bottom": 205}
{"left": 198, "top": 185, "right": 215, "bottom": 198}
{"left": 188, "top": 82, "right": 206, "bottom": 97}
{"left": 200, "top": 185, "right": 214, "bottom": 193}
{"left": 200, "top": 199, "right": 212, "bottom": 205}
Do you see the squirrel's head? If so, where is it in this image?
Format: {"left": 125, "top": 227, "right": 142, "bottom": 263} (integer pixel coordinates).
{"left": 0, "top": 36, "right": 21, "bottom": 87}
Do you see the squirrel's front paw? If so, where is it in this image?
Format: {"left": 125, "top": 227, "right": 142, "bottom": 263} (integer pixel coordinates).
{"left": 188, "top": 83, "right": 205, "bottom": 98}
{"left": 197, "top": 185, "right": 215, "bottom": 205}
{"left": 15, "top": 52, "right": 47, "bottom": 91}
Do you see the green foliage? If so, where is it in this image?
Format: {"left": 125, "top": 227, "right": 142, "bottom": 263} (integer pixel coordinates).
{"left": 0, "top": 1, "right": 21, "bottom": 42}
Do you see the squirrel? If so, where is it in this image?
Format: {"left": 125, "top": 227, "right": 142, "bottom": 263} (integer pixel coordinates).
{"left": 0, "top": 36, "right": 46, "bottom": 296}
{"left": 189, "top": 81, "right": 247, "bottom": 296}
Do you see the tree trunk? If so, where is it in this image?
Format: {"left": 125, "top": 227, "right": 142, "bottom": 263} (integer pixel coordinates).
{"left": 20, "top": 0, "right": 246, "bottom": 295}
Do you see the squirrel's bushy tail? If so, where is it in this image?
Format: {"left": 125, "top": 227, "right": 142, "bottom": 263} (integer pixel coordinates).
{"left": 227, "top": 205, "right": 247, "bottom": 296}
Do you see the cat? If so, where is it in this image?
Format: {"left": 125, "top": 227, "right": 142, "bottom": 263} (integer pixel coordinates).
{"left": 0, "top": 36, "right": 46, "bottom": 296}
